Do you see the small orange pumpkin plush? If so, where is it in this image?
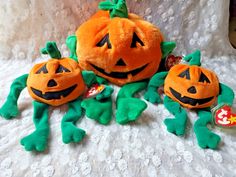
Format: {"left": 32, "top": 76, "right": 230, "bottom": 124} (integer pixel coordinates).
{"left": 70, "top": 0, "right": 175, "bottom": 86}
{"left": 164, "top": 62, "right": 220, "bottom": 109}
{"left": 27, "top": 58, "right": 86, "bottom": 106}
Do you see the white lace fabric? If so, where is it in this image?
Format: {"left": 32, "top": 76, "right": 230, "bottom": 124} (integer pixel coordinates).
{"left": 0, "top": 0, "right": 236, "bottom": 177}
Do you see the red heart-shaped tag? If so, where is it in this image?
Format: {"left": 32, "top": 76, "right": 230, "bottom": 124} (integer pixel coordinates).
{"left": 214, "top": 105, "right": 236, "bottom": 127}
{"left": 165, "top": 55, "right": 182, "bottom": 70}
{"left": 84, "top": 84, "right": 105, "bottom": 99}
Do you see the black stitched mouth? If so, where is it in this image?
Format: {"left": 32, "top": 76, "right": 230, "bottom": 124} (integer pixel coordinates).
{"left": 90, "top": 63, "right": 148, "bottom": 79}
{"left": 31, "top": 85, "right": 77, "bottom": 100}
{"left": 170, "top": 87, "right": 213, "bottom": 106}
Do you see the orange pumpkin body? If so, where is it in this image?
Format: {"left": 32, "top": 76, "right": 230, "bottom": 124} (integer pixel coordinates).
{"left": 27, "top": 58, "right": 86, "bottom": 106}
{"left": 76, "top": 10, "right": 164, "bottom": 86}
{"left": 164, "top": 64, "right": 220, "bottom": 109}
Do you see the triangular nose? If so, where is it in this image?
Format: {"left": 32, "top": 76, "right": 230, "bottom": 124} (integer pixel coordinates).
{"left": 115, "top": 58, "right": 126, "bottom": 66}
{"left": 47, "top": 79, "right": 57, "bottom": 87}
{"left": 187, "top": 86, "right": 197, "bottom": 94}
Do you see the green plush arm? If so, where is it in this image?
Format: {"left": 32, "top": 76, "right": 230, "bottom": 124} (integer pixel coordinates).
{"left": 96, "top": 76, "right": 108, "bottom": 85}
{"left": 0, "top": 74, "right": 28, "bottom": 119}
{"left": 116, "top": 81, "right": 148, "bottom": 124}
{"left": 218, "top": 83, "right": 235, "bottom": 106}
{"left": 66, "top": 35, "right": 78, "bottom": 61}
{"left": 96, "top": 86, "right": 114, "bottom": 101}
{"left": 94, "top": 76, "right": 113, "bottom": 100}
{"left": 82, "top": 71, "right": 97, "bottom": 87}
{"left": 144, "top": 72, "right": 168, "bottom": 103}
{"left": 117, "top": 81, "right": 147, "bottom": 99}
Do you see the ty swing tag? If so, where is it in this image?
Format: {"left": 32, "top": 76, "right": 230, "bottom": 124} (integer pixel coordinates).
{"left": 165, "top": 55, "right": 182, "bottom": 71}
{"left": 84, "top": 84, "right": 105, "bottom": 99}
{"left": 212, "top": 103, "right": 236, "bottom": 128}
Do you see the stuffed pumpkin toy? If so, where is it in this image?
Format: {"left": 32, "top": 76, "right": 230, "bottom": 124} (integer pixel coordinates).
{"left": 145, "top": 50, "right": 235, "bottom": 149}
{"left": 67, "top": 0, "right": 176, "bottom": 125}
{"left": 0, "top": 42, "right": 113, "bottom": 152}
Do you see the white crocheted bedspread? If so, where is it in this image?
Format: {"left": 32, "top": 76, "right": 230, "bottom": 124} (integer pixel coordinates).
{"left": 0, "top": 1, "right": 236, "bottom": 177}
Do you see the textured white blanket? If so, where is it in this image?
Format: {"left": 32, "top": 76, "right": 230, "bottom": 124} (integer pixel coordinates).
{"left": 0, "top": 0, "right": 236, "bottom": 177}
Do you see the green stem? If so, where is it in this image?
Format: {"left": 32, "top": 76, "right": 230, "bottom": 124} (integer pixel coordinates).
{"left": 41, "top": 41, "right": 61, "bottom": 59}
{"left": 99, "top": 0, "right": 128, "bottom": 18}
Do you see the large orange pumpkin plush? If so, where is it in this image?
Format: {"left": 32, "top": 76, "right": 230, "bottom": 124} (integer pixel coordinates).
{"left": 67, "top": 0, "right": 176, "bottom": 124}
{"left": 145, "top": 50, "right": 235, "bottom": 149}
{"left": 0, "top": 42, "right": 113, "bottom": 152}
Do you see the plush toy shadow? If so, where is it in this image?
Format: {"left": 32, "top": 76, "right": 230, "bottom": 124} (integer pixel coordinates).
{"left": 145, "top": 50, "right": 235, "bottom": 149}
{"left": 0, "top": 42, "right": 113, "bottom": 152}
{"left": 66, "top": 0, "right": 176, "bottom": 125}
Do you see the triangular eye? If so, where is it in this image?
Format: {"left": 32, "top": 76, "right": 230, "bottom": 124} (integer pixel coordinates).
{"left": 199, "top": 72, "right": 210, "bottom": 83}
{"left": 131, "top": 32, "right": 144, "bottom": 48}
{"left": 36, "top": 64, "right": 48, "bottom": 74}
{"left": 96, "top": 34, "right": 112, "bottom": 49}
{"left": 178, "top": 68, "right": 190, "bottom": 80}
{"left": 56, "top": 65, "right": 70, "bottom": 73}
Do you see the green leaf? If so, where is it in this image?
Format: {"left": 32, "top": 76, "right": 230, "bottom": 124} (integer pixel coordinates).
{"left": 184, "top": 50, "right": 201, "bottom": 66}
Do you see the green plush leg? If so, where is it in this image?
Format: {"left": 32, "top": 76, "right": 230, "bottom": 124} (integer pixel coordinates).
{"left": 61, "top": 98, "right": 85, "bottom": 144}
{"left": 144, "top": 72, "right": 168, "bottom": 103}
{"left": 116, "top": 81, "right": 147, "bottom": 124}
{"left": 20, "top": 101, "right": 49, "bottom": 152}
{"left": 218, "top": 83, "right": 235, "bottom": 106}
{"left": 194, "top": 109, "right": 221, "bottom": 149}
{"left": 81, "top": 98, "right": 112, "bottom": 125}
{"left": 163, "top": 96, "right": 187, "bottom": 136}
{"left": 0, "top": 74, "right": 28, "bottom": 119}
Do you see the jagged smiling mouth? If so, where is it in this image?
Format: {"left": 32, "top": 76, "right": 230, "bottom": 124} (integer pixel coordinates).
{"left": 31, "top": 85, "right": 77, "bottom": 100}
{"left": 90, "top": 63, "right": 148, "bottom": 79}
{"left": 170, "top": 87, "right": 213, "bottom": 106}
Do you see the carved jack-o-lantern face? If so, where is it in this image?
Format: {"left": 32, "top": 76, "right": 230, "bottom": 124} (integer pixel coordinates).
{"left": 76, "top": 10, "right": 164, "bottom": 86}
{"left": 27, "top": 58, "right": 85, "bottom": 106}
{"left": 164, "top": 64, "right": 220, "bottom": 109}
